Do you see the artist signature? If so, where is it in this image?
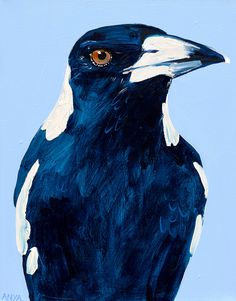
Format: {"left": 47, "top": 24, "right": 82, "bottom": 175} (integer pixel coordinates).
{"left": 1, "top": 293, "right": 25, "bottom": 301}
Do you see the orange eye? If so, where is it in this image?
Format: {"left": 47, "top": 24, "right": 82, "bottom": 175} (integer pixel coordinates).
{"left": 90, "top": 49, "right": 112, "bottom": 67}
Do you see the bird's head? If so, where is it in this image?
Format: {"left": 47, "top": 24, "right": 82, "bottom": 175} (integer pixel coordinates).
{"left": 64, "top": 24, "right": 229, "bottom": 137}
{"left": 69, "top": 23, "right": 228, "bottom": 89}
{"left": 42, "top": 24, "right": 229, "bottom": 140}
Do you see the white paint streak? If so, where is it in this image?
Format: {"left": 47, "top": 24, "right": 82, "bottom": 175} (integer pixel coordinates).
{"left": 224, "top": 55, "right": 230, "bottom": 64}
{"left": 129, "top": 65, "right": 173, "bottom": 83}
{"left": 41, "top": 65, "right": 74, "bottom": 141}
{"left": 26, "top": 247, "right": 39, "bottom": 275}
{"left": 190, "top": 214, "right": 203, "bottom": 256}
{"left": 162, "top": 100, "right": 179, "bottom": 146}
{"left": 140, "top": 36, "right": 196, "bottom": 65}
{"left": 193, "top": 162, "right": 209, "bottom": 198}
{"left": 125, "top": 35, "right": 201, "bottom": 82}
{"left": 169, "top": 60, "right": 202, "bottom": 75}
{"left": 16, "top": 160, "right": 39, "bottom": 255}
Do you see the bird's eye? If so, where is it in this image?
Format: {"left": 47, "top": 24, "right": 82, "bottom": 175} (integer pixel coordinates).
{"left": 90, "top": 49, "right": 112, "bottom": 67}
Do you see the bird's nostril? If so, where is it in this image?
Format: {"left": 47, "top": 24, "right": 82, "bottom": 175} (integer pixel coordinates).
{"left": 129, "top": 31, "right": 138, "bottom": 39}
{"left": 145, "top": 49, "right": 159, "bottom": 54}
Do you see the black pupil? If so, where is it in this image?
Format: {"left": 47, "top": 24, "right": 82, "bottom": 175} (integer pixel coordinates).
{"left": 98, "top": 51, "right": 107, "bottom": 60}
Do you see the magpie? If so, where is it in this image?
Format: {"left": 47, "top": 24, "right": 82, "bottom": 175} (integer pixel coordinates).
{"left": 14, "top": 24, "right": 228, "bottom": 301}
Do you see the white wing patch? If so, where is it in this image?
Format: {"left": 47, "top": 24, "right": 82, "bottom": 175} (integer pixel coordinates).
{"left": 41, "top": 65, "right": 74, "bottom": 141}
{"left": 16, "top": 160, "right": 39, "bottom": 255}
{"left": 162, "top": 100, "right": 179, "bottom": 146}
{"left": 193, "top": 162, "right": 209, "bottom": 198}
{"left": 26, "top": 247, "right": 39, "bottom": 275}
{"left": 190, "top": 214, "right": 203, "bottom": 256}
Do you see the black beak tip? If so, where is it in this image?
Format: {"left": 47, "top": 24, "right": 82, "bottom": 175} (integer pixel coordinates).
{"left": 201, "top": 47, "right": 230, "bottom": 65}
{"left": 213, "top": 51, "right": 230, "bottom": 64}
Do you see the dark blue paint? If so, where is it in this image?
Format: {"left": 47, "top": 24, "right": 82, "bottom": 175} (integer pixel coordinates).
{"left": 14, "top": 24, "right": 220, "bottom": 301}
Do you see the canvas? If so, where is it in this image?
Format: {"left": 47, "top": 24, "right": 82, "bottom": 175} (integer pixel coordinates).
{"left": 0, "top": 1, "right": 235, "bottom": 301}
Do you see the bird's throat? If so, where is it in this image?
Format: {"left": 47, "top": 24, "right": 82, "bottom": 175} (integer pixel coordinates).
{"left": 68, "top": 76, "right": 172, "bottom": 150}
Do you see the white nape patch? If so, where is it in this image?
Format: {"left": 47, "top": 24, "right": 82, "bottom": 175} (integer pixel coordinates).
{"left": 190, "top": 214, "right": 203, "bottom": 256}
{"left": 124, "top": 35, "right": 200, "bottom": 82}
{"left": 16, "top": 160, "right": 39, "bottom": 255}
{"left": 26, "top": 247, "right": 39, "bottom": 275}
{"left": 193, "top": 162, "right": 209, "bottom": 198}
{"left": 162, "top": 100, "right": 179, "bottom": 146}
{"left": 41, "top": 65, "right": 74, "bottom": 141}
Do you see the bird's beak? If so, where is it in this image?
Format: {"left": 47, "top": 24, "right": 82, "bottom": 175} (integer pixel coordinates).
{"left": 124, "top": 34, "right": 229, "bottom": 83}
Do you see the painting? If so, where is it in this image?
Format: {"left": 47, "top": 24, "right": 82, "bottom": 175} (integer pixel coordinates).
{"left": 0, "top": 1, "right": 235, "bottom": 301}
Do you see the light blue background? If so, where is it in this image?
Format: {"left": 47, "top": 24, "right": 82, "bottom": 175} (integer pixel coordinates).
{"left": 0, "top": 0, "right": 235, "bottom": 300}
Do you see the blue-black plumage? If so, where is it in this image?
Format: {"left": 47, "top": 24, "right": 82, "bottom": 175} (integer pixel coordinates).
{"left": 14, "top": 24, "right": 227, "bottom": 301}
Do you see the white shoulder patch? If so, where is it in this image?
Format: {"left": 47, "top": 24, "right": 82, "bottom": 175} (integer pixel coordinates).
{"left": 190, "top": 214, "right": 203, "bottom": 256}
{"left": 162, "top": 100, "right": 179, "bottom": 146}
{"left": 16, "top": 160, "right": 40, "bottom": 255}
{"left": 26, "top": 247, "right": 39, "bottom": 275}
{"left": 193, "top": 162, "right": 209, "bottom": 198}
{"left": 41, "top": 65, "right": 74, "bottom": 141}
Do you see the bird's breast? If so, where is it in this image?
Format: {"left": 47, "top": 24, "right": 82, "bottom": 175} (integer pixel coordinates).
{"left": 24, "top": 134, "right": 200, "bottom": 298}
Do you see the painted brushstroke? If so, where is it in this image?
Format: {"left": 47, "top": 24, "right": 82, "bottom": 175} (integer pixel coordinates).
{"left": 162, "top": 100, "right": 179, "bottom": 146}
{"left": 193, "top": 162, "right": 209, "bottom": 198}
{"left": 26, "top": 247, "right": 39, "bottom": 275}
{"left": 41, "top": 65, "right": 73, "bottom": 141}
{"left": 16, "top": 160, "right": 39, "bottom": 255}
{"left": 190, "top": 214, "right": 203, "bottom": 256}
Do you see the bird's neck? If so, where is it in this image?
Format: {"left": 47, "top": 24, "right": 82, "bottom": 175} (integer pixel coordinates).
{"left": 67, "top": 76, "right": 174, "bottom": 151}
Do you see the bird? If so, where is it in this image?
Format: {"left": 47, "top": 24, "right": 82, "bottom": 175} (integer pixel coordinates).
{"left": 14, "top": 24, "right": 228, "bottom": 301}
